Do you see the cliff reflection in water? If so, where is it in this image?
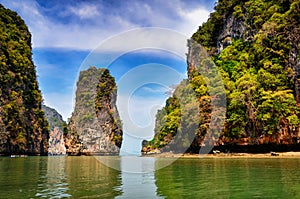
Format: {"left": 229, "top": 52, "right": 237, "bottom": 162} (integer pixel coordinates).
{"left": 25, "top": 156, "right": 123, "bottom": 198}
{"left": 1, "top": 157, "right": 300, "bottom": 198}
{"left": 36, "top": 157, "right": 70, "bottom": 198}
{"left": 65, "top": 156, "right": 121, "bottom": 198}
{"left": 155, "top": 158, "right": 300, "bottom": 198}
{"left": 115, "top": 156, "right": 163, "bottom": 198}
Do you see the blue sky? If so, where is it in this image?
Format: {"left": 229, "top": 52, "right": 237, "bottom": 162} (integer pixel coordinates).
{"left": 0, "top": 0, "right": 215, "bottom": 154}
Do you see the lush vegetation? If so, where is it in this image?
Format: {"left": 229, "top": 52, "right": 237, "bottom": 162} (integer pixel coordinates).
{"left": 95, "top": 68, "right": 123, "bottom": 147}
{"left": 0, "top": 5, "right": 49, "bottom": 154}
{"left": 146, "top": 0, "right": 300, "bottom": 153}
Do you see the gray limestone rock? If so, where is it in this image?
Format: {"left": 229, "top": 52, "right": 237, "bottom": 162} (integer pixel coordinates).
{"left": 66, "top": 67, "right": 122, "bottom": 155}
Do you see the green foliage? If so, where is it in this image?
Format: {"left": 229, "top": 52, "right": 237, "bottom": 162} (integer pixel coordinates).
{"left": 94, "top": 68, "right": 123, "bottom": 147}
{"left": 148, "top": 80, "right": 202, "bottom": 151}
{"left": 150, "top": 0, "right": 300, "bottom": 151}
{"left": 149, "top": 96, "right": 181, "bottom": 149}
{"left": 95, "top": 68, "right": 117, "bottom": 110}
{"left": 0, "top": 5, "right": 49, "bottom": 154}
{"left": 257, "top": 90, "right": 298, "bottom": 134}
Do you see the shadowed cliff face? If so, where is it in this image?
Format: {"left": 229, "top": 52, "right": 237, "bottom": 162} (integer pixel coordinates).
{"left": 0, "top": 5, "right": 49, "bottom": 155}
{"left": 65, "top": 67, "right": 122, "bottom": 155}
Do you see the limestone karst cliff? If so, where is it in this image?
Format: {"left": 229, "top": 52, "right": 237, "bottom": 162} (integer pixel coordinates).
{"left": 65, "top": 67, "right": 122, "bottom": 155}
{"left": 42, "top": 105, "right": 67, "bottom": 155}
{"left": 0, "top": 5, "right": 49, "bottom": 155}
{"left": 145, "top": 0, "right": 300, "bottom": 153}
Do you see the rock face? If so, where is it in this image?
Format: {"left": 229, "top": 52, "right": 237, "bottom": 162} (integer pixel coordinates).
{"left": 42, "top": 105, "right": 65, "bottom": 128}
{"left": 217, "top": 14, "right": 247, "bottom": 53}
{"left": 0, "top": 5, "right": 49, "bottom": 155}
{"left": 42, "top": 105, "right": 67, "bottom": 155}
{"left": 48, "top": 127, "right": 66, "bottom": 155}
{"left": 65, "top": 67, "right": 122, "bottom": 155}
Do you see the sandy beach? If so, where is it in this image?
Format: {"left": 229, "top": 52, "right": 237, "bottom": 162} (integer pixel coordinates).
{"left": 143, "top": 151, "right": 300, "bottom": 158}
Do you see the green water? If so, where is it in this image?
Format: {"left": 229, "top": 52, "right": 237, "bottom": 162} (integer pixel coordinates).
{"left": 0, "top": 156, "right": 299, "bottom": 198}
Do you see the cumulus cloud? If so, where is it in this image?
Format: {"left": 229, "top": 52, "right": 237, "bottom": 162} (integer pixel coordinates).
{"left": 0, "top": 0, "right": 212, "bottom": 50}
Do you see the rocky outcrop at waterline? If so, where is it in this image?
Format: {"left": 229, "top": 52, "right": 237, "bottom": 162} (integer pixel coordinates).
{"left": 65, "top": 67, "right": 122, "bottom": 155}
{"left": 0, "top": 5, "right": 49, "bottom": 155}
{"left": 42, "top": 105, "right": 67, "bottom": 155}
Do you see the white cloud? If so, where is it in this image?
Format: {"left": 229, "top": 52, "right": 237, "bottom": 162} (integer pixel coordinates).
{"left": 177, "top": 7, "right": 210, "bottom": 36}
{"left": 141, "top": 86, "right": 168, "bottom": 94}
{"left": 68, "top": 4, "right": 100, "bottom": 19}
{"left": 0, "top": 0, "right": 137, "bottom": 50}
{"left": 0, "top": 0, "right": 211, "bottom": 50}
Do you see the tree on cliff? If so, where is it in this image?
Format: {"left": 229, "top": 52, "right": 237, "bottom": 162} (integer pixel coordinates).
{"left": 0, "top": 4, "right": 49, "bottom": 155}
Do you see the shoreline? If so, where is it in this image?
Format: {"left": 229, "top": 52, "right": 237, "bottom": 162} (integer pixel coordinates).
{"left": 143, "top": 151, "right": 300, "bottom": 158}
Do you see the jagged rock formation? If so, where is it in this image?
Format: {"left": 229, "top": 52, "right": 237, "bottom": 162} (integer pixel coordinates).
{"left": 42, "top": 105, "right": 67, "bottom": 155}
{"left": 65, "top": 67, "right": 122, "bottom": 155}
{"left": 0, "top": 5, "right": 49, "bottom": 155}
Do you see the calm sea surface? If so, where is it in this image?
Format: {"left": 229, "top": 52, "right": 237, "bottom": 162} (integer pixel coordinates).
{"left": 0, "top": 156, "right": 300, "bottom": 198}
